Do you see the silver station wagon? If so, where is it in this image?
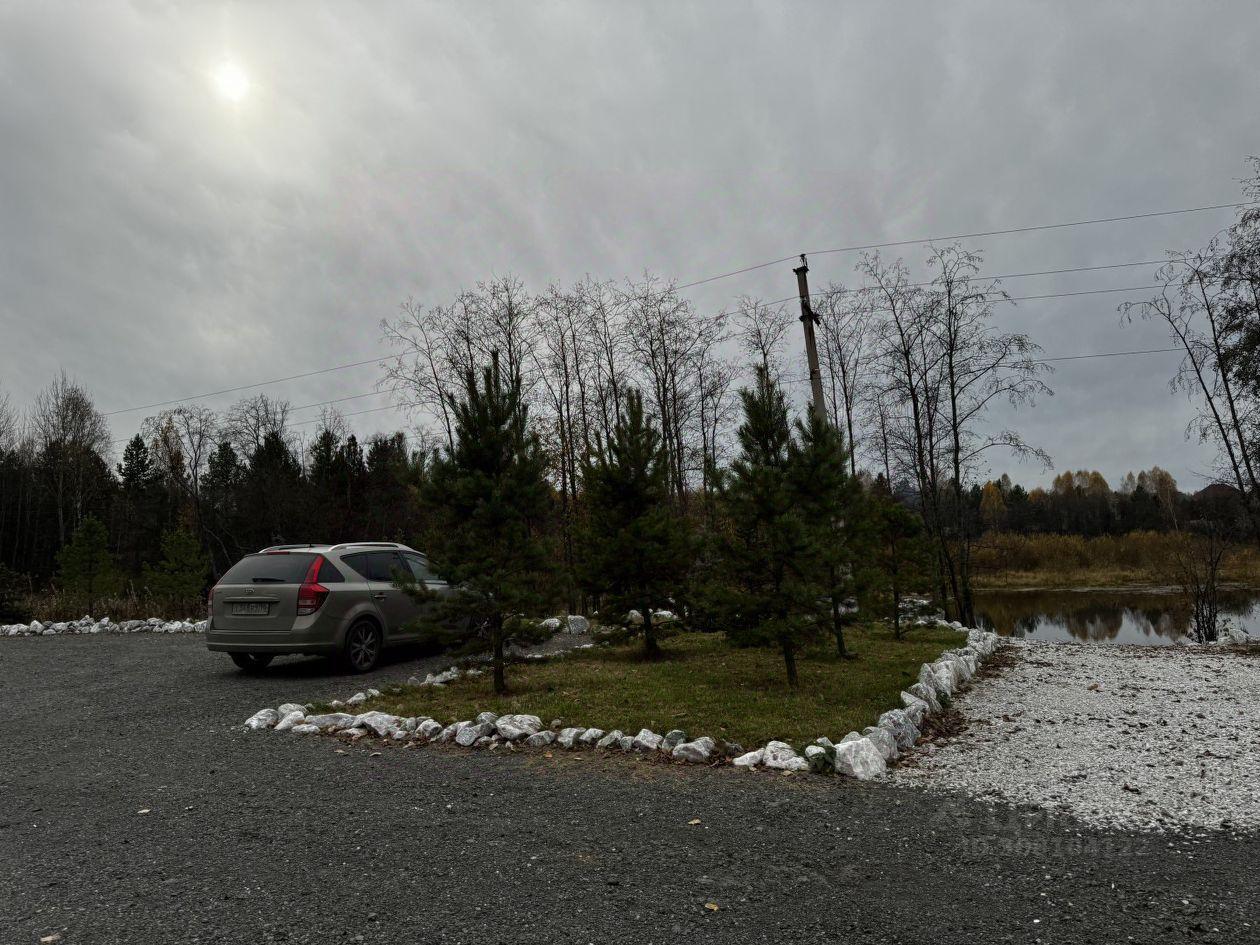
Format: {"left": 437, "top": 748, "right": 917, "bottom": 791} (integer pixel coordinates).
{"left": 205, "top": 542, "right": 452, "bottom": 673}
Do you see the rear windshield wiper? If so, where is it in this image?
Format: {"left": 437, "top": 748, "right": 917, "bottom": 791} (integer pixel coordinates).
{"left": 251, "top": 577, "right": 286, "bottom": 583}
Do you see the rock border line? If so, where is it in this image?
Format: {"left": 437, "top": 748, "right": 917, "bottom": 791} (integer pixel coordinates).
{"left": 2, "top": 612, "right": 604, "bottom": 639}
{"left": 3, "top": 616, "right": 207, "bottom": 636}
{"left": 241, "top": 625, "right": 1004, "bottom": 780}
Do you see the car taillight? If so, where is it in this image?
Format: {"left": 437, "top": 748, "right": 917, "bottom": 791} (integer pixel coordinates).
{"left": 297, "top": 556, "right": 329, "bottom": 616}
{"left": 207, "top": 586, "right": 215, "bottom": 619}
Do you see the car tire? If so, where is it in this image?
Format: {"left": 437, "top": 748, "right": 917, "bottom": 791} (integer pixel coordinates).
{"left": 341, "top": 619, "right": 382, "bottom": 674}
{"left": 230, "top": 653, "right": 275, "bottom": 674}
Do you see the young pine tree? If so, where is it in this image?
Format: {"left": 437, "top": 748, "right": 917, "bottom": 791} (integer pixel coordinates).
{"left": 404, "top": 357, "right": 553, "bottom": 694}
{"left": 712, "top": 368, "right": 821, "bottom": 687}
{"left": 788, "top": 409, "right": 866, "bottom": 658}
{"left": 579, "top": 389, "right": 692, "bottom": 659}
{"left": 861, "top": 478, "right": 928, "bottom": 639}
{"left": 141, "top": 526, "right": 211, "bottom": 602}
{"left": 57, "top": 515, "right": 123, "bottom": 614}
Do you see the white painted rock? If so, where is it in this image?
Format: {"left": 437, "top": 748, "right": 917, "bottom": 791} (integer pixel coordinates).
{"left": 289, "top": 723, "right": 321, "bottom": 735}
{"left": 733, "top": 748, "right": 764, "bottom": 767}
{"left": 353, "top": 711, "right": 402, "bottom": 738}
{"left": 762, "top": 741, "right": 809, "bottom": 771}
{"left": 834, "top": 737, "right": 887, "bottom": 780}
{"left": 578, "top": 728, "right": 605, "bottom": 745}
{"left": 661, "top": 729, "right": 688, "bottom": 751}
{"left": 274, "top": 710, "right": 305, "bottom": 732}
{"left": 495, "top": 714, "right": 543, "bottom": 740}
{"left": 616, "top": 735, "right": 634, "bottom": 751}
{"left": 475, "top": 711, "right": 499, "bottom": 725}
{"left": 861, "top": 726, "right": 899, "bottom": 762}
{"left": 900, "top": 693, "right": 929, "bottom": 726}
{"left": 524, "top": 730, "right": 556, "bottom": 747}
{"left": 566, "top": 614, "right": 590, "bottom": 634}
{"left": 908, "top": 682, "right": 942, "bottom": 714}
{"left": 304, "top": 712, "right": 355, "bottom": 732}
{"left": 877, "top": 710, "right": 920, "bottom": 750}
{"left": 556, "top": 727, "right": 585, "bottom": 748}
{"left": 438, "top": 721, "right": 470, "bottom": 742}
{"left": 243, "top": 708, "right": 279, "bottom": 731}
{"left": 595, "top": 729, "right": 624, "bottom": 749}
{"left": 625, "top": 609, "right": 644, "bottom": 626}
{"left": 345, "top": 692, "right": 367, "bottom": 706}
{"left": 456, "top": 722, "right": 494, "bottom": 747}
{"left": 541, "top": 617, "right": 562, "bottom": 632}
{"left": 932, "top": 663, "right": 958, "bottom": 696}
{"left": 278, "top": 702, "right": 305, "bottom": 716}
{"left": 631, "top": 729, "right": 663, "bottom": 752}
{"left": 672, "top": 736, "right": 716, "bottom": 763}
{"left": 417, "top": 718, "right": 444, "bottom": 739}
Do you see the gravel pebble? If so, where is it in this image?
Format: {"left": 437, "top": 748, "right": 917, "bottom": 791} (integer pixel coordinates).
{"left": 896, "top": 640, "right": 1260, "bottom": 833}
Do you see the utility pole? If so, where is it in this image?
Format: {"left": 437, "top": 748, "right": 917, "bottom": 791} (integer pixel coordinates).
{"left": 794, "top": 254, "right": 828, "bottom": 423}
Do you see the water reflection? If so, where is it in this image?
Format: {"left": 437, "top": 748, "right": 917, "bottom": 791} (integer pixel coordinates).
{"left": 973, "top": 587, "right": 1260, "bottom": 645}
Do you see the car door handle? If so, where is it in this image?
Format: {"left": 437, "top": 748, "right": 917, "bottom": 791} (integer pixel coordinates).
{"left": 372, "top": 592, "right": 387, "bottom": 600}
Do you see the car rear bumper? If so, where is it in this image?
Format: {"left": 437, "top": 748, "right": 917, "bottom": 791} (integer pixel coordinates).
{"left": 205, "top": 622, "right": 339, "bottom": 655}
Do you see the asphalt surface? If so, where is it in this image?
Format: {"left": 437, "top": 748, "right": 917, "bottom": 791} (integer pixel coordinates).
{"left": 2, "top": 636, "right": 1257, "bottom": 944}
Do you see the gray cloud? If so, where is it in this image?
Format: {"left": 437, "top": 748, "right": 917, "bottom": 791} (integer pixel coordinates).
{"left": 1, "top": 1, "right": 1257, "bottom": 489}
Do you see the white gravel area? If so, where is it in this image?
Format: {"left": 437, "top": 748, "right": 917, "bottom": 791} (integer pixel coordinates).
{"left": 895, "top": 640, "right": 1260, "bottom": 833}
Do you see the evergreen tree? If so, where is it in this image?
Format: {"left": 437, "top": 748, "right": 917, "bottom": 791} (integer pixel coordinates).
{"left": 403, "top": 358, "right": 554, "bottom": 694}
{"left": 239, "top": 431, "right": 303, "bottom": 548}
{"left": 56, "top": 515, "right": 123, "bottom": 613}
{"left": 364, "top": 433, "right": 415, "bottom": 540}
{"left": 788, "top": 409, "right": 866, "bottom": 658}
{"left": 141, "top": 526, "right": 211, "bottom": 601}
{"left": 115, "top": 434, "right": 161, "bottom": 575}
{"left": 860, "top": 478, "right": 928, "bottom": 638}
{"left": 578, "top": 389, "right": 692, "bottom": 659}
{"left": 202, "top": 442, "right": 243, "bottom": 574}
{"left": 711, "top": 368, "right": 821, "bottom": 687}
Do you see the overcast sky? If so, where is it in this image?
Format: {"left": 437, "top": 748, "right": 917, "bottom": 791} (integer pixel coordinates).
{"left": 2, "top": 2, "right": 1257, "bottom": 489}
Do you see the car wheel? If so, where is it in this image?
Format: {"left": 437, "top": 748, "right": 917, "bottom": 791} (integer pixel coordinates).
{"left": 230, "top": 653, "right": 274, "bottom": 674}
{"left": 342, "top": 619, "right": 382, "bottom": 673}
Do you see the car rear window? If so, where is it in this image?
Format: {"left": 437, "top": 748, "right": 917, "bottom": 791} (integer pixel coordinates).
{"left": 219, "top": 553, "right": 318, "bottom": 585}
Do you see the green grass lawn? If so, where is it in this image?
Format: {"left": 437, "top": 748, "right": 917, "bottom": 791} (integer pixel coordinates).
{"left": 360, "top": 623, "right": 962, "bottom": 748}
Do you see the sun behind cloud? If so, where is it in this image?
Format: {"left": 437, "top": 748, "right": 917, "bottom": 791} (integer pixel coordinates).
{"left": 210, "top": 60, "right": 249, "bottom": 104}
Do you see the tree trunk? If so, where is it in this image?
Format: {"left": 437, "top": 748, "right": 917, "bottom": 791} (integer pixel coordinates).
{"left": 780, "top": 634, "right": 798, "bottom": 688}
{"left": 828, "top": 564, "right": 848, "bottom": 658}
{"left": 492, "top": 622, "right": 506, "bottom": 695}
{"left": 830, "top": 594, "right": 848, "bottom": 658}
{"left": 642, "top": 604, "right": 661, "bottom": 660}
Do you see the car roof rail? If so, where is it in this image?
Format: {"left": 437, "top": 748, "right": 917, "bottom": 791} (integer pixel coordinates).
{"left": 257, "top": 543, "right": 323, "bottom": 553}
{"left": 326, "top": 541, "right": 407, "bottom": 552}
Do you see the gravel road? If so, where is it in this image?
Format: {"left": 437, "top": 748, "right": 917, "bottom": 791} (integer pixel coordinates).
{"left": 3, "top": 636, "right": 1258, "bottom": 944}
{"left": 896, "top": 641, "right": 1260, "bottom": 833}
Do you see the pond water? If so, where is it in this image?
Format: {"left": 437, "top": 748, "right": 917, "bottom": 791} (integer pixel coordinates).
{"left": 972, "top": 586, "right": 1260, "bottom": 645}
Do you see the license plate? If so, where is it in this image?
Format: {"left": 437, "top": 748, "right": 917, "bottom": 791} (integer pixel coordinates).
{"left": 231, "top": 602, "right": 270, "bottom": 616}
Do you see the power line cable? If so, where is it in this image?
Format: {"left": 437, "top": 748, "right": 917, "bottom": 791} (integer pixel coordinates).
{"left": 102, "top": 356, "right": 384, "bottom": 416}
{"left": 675, "top": 200, "right": 1252, "bottom": 290}
{"left": 101, "top": 199, "right": 1252, "bottom": 418}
